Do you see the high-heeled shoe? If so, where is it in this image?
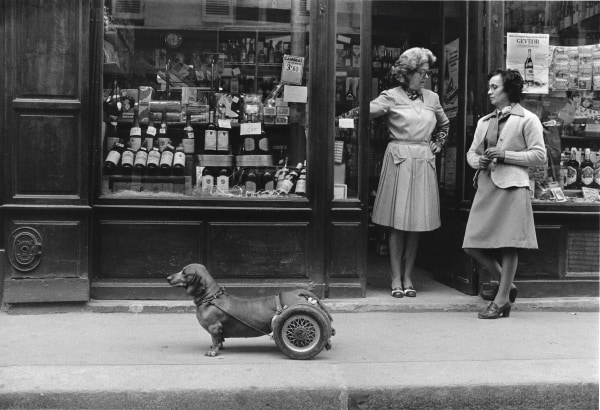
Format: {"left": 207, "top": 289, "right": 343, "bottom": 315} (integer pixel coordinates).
{"left": 481, "top": 282, "right": 518, "bottom": 303}
{"left": 478, "top": 301, "right": 511, "bottom": 319}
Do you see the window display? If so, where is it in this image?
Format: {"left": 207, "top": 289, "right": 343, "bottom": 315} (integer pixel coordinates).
{"left": 504, "top": 1, "right": 600, "bottom": 204}
{"left": 101, "top": 0, "right": 309, "bottom": 200}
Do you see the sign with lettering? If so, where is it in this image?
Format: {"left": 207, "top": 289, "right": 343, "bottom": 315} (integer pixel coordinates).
{"left": 281, "top": 55, "right": 304, "bottom": 85}
{"left": 507, "top": 33, "right": 550, "bottom": 94}
{"left": 240, "top": 122, "right": 261, "bottom": 135}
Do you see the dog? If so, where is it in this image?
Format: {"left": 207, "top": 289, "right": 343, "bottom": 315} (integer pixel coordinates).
{"left": 167, "top": 263, "right": 333, "bottom": 357}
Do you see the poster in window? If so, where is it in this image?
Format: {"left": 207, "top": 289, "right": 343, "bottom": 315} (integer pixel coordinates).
{"left": 506, "top": 33, "right": 550, "bottom": 94}
{"left": 443, "top": 39, "right": 459, "bottom": 119}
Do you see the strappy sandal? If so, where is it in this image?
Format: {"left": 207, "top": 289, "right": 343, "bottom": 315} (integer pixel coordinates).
{"left": 403, "top": 286, "right": 416, "bottom": 297}
{"left": 391, "top": 287, "right": 404, "bottom": 298}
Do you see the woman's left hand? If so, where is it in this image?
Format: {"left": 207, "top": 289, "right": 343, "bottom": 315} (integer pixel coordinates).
{"left": 429, "top": 141, "right": 442, "bottom": 155}
{"left": 484, "top": 147, "right": 505, "bottom": 161}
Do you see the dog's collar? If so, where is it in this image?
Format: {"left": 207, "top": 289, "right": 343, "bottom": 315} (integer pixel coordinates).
{"left": 198, "top": 287, "right": 225, "bottom": 305}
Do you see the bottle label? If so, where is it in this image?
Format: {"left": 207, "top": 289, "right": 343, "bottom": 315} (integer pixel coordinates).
{"left": 129, "top": 137, "right": 142, "bottom": 151}
{"left": 182, "top": 139, "right": 195, "bottom": 154}
{"left": 105, "top": 151, "right": 121, "bottom": 166}
{"left": 245, "top": 181, "right": 257, "bottom": 192}
{"left": 217, "top": 175, "right": 229, "bottom": 190}
{"left": 566, "top": 166, "right": 577, "bottom": 185}
{"left": 121, "top": 150, "right": 135, "bottom": 167}
{"left": 258, "top": 137, "right": 269, "bottom": 152}
{"left": 134, "top": 151, "right": 148, "bottom": 167}
{"left": 264, "top": 180, "right": 274, "bottom": 191}
{"left": 594, "top": 167, "right": 600, "bottom": 185}
{"left": 202, "top": 175, "right": 214, "bottom": 195}
{"left": 204, "top": 130, "right": 217, "bottom": 151}
{"left": 130, "top": 127, "right": 141, "bottom": 136}
{"left": 147, "top": 149, "right": 161, "bottom": 166}
{"left": 146, "top": 126, "right": 157, "bottom": 136}
{"left": 217, "top": 131, "right": 229, "bottom": 151}
{"left": 278, "top": 179, "right": 294, "bottom": 194}
{"left": 187, "top": 131, "right": 195, "bottom": 139}
{"left": 144, "top": 137, "right": 154, "bottom": 149}
{"left": 244, "top": 137, "right": 255, "bottom": 152}
{"left": 581, "top": 166, "right": 594, "bottom": 186}
{"left": 160, "top": 151, "right": 174, "bottom": 167}
{"left": 158, "top": 137, "right": 170, "bottom": 152}
{"left": 559, "top": 168, "right": 568, "bottom": 188}
{"left": 173, "top": 151, "right": 186, "bottom": 167}
{"left": 295, "top": 179, "right": 306, "bottom": 194}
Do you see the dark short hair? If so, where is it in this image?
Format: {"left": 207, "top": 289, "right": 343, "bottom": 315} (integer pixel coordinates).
{"left": 487, "top": 69, "right": 524, "bottom": 102}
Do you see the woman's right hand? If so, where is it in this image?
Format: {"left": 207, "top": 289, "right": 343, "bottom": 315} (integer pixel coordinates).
{"left": 479, "top": 155, "right": 492, "bottom": 169}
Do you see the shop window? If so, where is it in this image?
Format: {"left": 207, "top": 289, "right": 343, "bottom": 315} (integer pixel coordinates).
{"left": 504, "top": 1, "right": 600, "bottom": 205}
{"left": 101, "top": 0, "right": 309, "bottom": 200}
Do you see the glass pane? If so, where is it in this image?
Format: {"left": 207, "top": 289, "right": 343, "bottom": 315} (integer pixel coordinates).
{"left": 101, "top": 0, "right": 310, "bottom": 200}
{"left": 334, "top": 1, "right": 361, "bottom": 200}
{"left": 504, "top": 1, "right": 600, "bottom": 204}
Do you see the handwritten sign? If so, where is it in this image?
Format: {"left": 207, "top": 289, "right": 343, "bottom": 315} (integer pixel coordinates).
{"left": 339, "top": 118, "right": 354, "bottom": 129}
{"left": 281, "top": 55, "right": 304, "bottom": 85}
{"left": 218, "top": 119, "right": 232, "bottom": 129}
{"left": 283, "top": 85, "right": 307, "bottom": 103}
{"left": 240, "top": 122, "right": 261, "bottom": 135}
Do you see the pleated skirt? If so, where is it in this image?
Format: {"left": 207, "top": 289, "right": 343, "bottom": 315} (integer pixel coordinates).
{"left": 372, "top": 142, "right": 440, "bottom": 232}
{"left": 463, "top": 169, "right": 538, "bottom": 249}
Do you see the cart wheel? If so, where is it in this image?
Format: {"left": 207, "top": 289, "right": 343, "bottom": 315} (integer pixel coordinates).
{"left": 272, "top": 304, "right": 331, "bottom": 360}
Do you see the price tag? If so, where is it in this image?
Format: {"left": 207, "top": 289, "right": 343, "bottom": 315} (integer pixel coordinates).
{"left": 281, "top": 55, "right": 304, "bottom": 85}
{"left": 218, "top": 119, "right": 232, "bottom": 129}
{"left": 240, "top": 122, "right": 262, "bottom": 135}
{"left": 339, "top": 118, "right": 354, "bottom": 129}
{"left": 233, "top": 67, "right": 241, "bottom": 76}
{"left": 232, "top": 96, "right": 239, "bottom": 103}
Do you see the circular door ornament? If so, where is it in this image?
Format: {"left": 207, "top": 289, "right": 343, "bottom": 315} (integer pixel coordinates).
{"left": 8, "top": 227, "right": 43, "bottom": 272}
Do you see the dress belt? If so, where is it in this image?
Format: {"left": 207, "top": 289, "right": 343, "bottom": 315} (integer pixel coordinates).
{"left": 388, "top": 140, "right": 428, "bottom": 146}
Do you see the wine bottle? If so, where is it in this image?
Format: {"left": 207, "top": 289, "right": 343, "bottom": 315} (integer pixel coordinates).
{"left": 182, "top": 106, "right": 195, "bottom": 155}
{"left": 274, "top": 157, "right": 288, "bottom": 190}
{"left": 247, "top": 39, "right": 255, "bottom": 63}
{"left": 144, "top": 113, "right": 157, "bottom": 150}
{"left": 594, "top": 150, "right": 600, "bottom": 188}
{"left": 129, "top": 103, "right": 142, "bottom": 151}
{"left": 216, "top": 168, "right": 230, "bottom": 192}
{"left": 580, "top": 148, "right": 594, "bottom": 188}
{"left": 105, "top": 120, "right": 119, "bottom": 154}
{"left": 134, "top": 140, "right": 149, "bottom": 174}
{"left": 345, "top": 79, "right": 355, "bottom": 101}
{"left": 524, "top": 49, "right": 534, "bottom": 85}
{"left": 204, "top": 110, "right": 217, "bottom": 154}
{"left": 242, "top": 133, "right": 257, "bottom": 155}
{"left": 104, "top": 136, "right": 125, "bottom": 175}
{"left": 146, "top": 140, "right": 161, "bottom": 175}
{"left": 565, "top": 147, "right": 581, "bottom": 189}
{"left": 201, "top": 167, "right": 215, "bottom": 195}
{"left": 257, "top": 128, "right": 270, "bottom": 154}
{"left": 159, "top": 143, "right": 175, "bottom": 175}
{"left": 158, "top": 112, "right": 170, "bottom": 152}
{"left": 244, "top": 169, "right": 257, "bottom": 193}
{"left": 172, "top": 144, "right": 186, "bottom": 176}
{"left": 559, "top": 150, "right": 568, "bottom": 189}
{"left": 121, "top": 142, "right": 135, "bottom": 174}
{"left": 261, "top": 169, "right": 274, "bottom": 191}
{"left": 267, "top": 40, "right": 275, "bottom": 63}
{"left": 105, "top": 74, "right": 122, "bottom": 118}
{"left": 295, "top": 161, "right": 307, "bottom": 196}
{"left": 277, "top": 162, "right": 303, "bottom": 194}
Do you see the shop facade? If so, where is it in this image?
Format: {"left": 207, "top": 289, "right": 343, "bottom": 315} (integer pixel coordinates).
{"left": 1, "top": 0, "right": 598, "bottom": 305}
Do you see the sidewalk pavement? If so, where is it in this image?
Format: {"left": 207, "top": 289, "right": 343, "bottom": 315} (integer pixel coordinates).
{"left": 1, "top": 263, "right": 599, "bottom": 410}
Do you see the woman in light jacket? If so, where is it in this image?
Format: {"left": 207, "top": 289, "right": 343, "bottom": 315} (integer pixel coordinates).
{"left": 463, "top": 69, "right": 546, "bottom": 319}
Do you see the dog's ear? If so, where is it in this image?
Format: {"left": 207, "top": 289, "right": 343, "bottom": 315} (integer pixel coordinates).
{"left": 183, "top": 266, "right": 206, "bottom": 296}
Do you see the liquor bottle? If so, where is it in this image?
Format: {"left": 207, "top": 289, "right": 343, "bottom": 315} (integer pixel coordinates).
{"left": 345, "top": 79, "right": 355, "bottom": 101}
{"left": 204, "top": 111, "right": 217, "bottom": 154}
{"left": 216, "top": 168, "right": 230, "bottom": 192}
{"left": 242, "top": 132, "right": 257, "bottom": 155}
{"left": 524, "top": 49, "right": 534, "bottom": 85}
{"left": 103, "top": 137, "right": 124, "bottom": 175}
{"left": 257, "top": 129, "right": 269, "bottom": 154}
{"left": 593, "top": 150, "right": 600, "bottom": 188}
{"left": 105, "top": 120, "right": 119, "bottom": 154}
{"left": 172, "top": 144, "right": 186, "bottom": 176}
{"left": 121, "top": 143, "right": 135, "bottom": 174}
{"left": 261, "top": 169, "right": 274, "bottom": 191}
{"left": 565, "top": 147, "right": 581, "bottom": 189}
{"left": 257, "top": 48, "right": 266, "bottom": 64}
{"left": 182, "top": 106, "right": 195, "bottom": 155}
{"left": 295, "top": 161, "right": 307, "bottom": 196}
{"left": 267, "top": 40, "right": 275, "bottom": 63}
{"left": 580, "top": 148, "right": 594, "bottom": 188}
{"left": 201, "top": 167, "right": 214, "bottom": 195}
{"left": 146, "top": 140, "right": 161, "bottom": 175}
{"left": 277, "top": 162, "right": 303, "bottom": 194}
{"left": 559, "top": 150, "right": 568, "bottom": 189}
{"left": 144, "top": 113, "right": 157, "bottom": 150}
{"left": 134, "top": 140, "right": 149, "bottom": 174}
{"left": 247, "top": 39, "right": 255, "bottom": 63}
{"left": 129, "top": 103, "right": 142, "bottom": 151}
{"left": 216, "top": 125, "right": 230, "bottom": 154}
{"left": 243, "top": 169, "right": 257, "bottom": 193}
{"left": 159, "top": 143, "right": 175, "bottom": 175}
{"left": 158, "top": 112, "right": 170, "bottom": 152}
{"left": 371, "top": 47, "right": 382, "bottom": 70}
{"left": 105, "top": 74, "right": 122, "bottom": 118}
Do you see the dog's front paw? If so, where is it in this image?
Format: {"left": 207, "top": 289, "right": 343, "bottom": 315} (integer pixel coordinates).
{"left": 205, "top": 350, "right": 218, "bottom": 357}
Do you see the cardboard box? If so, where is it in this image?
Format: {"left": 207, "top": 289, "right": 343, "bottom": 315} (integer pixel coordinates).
{"left": 276, "top": 106, "right": 290, "bottom": 116}
{"left": 275, "top": 116, "right": 289, "bottom": 125}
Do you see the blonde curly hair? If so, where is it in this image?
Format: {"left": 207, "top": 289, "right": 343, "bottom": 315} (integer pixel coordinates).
{"left": 389, "top": 47, "right": 437, "bottom": 87}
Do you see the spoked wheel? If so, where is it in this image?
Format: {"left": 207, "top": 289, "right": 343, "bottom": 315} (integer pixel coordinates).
{"left": 273, "top": 304, "right": 332, "bottom": 360}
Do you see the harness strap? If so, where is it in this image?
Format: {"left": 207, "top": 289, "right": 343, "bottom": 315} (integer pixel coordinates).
{"left": 208, "top": 302, "right": 272, "bottom": 337}
{"left": 198, "top": 287, "right": 225, "bottom": 305}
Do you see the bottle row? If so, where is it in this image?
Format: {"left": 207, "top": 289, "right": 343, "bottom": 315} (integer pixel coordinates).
{"left": 559, "top": 147, "right": 600, "bottom": 189}
{"left": 219, "top": 37, "right": 290, "bottom": 65}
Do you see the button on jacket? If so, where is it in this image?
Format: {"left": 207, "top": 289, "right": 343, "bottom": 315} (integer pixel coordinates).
{"left": 467, "top": 103, "right": 547, "bottom": 189}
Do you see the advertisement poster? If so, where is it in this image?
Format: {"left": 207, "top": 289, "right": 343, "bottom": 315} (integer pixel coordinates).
{"left": 443, "top": 39, "right": 459, "bottom": 119}
{"left": 506, "top": 33, "right": 550, "bottom": 94}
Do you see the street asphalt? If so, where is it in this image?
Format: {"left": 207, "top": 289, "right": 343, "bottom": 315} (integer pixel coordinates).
{"left": 0, "top": 309, "right": 597, "bottom": 409}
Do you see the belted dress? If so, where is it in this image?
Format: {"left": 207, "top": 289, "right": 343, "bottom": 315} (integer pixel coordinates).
{"left": 370, "top": 86, "right": 450, "bottom": 232}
